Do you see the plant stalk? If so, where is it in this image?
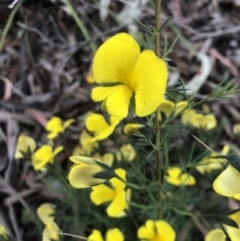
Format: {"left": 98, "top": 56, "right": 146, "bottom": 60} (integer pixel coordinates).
{"left": 154, "top": 0, "right": 162, "bottom": 219}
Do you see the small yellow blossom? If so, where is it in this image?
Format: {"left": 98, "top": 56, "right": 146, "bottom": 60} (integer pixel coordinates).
{"left": 165, "top": 167, "right": 196, "bottom": 186}
{"left": 46, "top": 116, "right": 74, "bottom": 139}
{"left": 88, "top": 228, "right": 124, "bottom": 241}
{"left": 205, "top": 229, "right": 226, "bottom": 241}
{"left": 159, "top": 100, "right": 188, "bottom": 119}
{"left": 37, "top": 203, "right": 56, "bottom": 225}
{"left": 15, "top": 134, "right": 36, "bottom": 159}
{"left": 0, "top": 225, "right": 8, "bottom": 239}
{"left": 92, "top": 153, "right": 114, "bottom": 167}
{"left": 182, "top": 109, "right": 217, "bottom": 130}
{"left": 233, "top": 124, "right": 240, "bottom": 135}
{"left": 86, "top": 113, "right": 121, "bottom": 142}
{"left": 206, "top": 211, "right": 240, "bottom": 241}
{"left": 90, "top": 168, "right": 127, "bottom": 217}
{"left": 32, "top": 145, "right": 63, "bottom": 171}
{"left": 196, "top": 145, "right": 230, "bottom": 174}
{"left": 37, "top": 203, "right": 59, "bottom": 241}
{"left": 43, "top": 222, "right": 59, "bottom": 241}
{"left": 68, "top": 156, "right": 114, "bottom": 189}
{"left": 116, "top": 144, "right": 136, "bottom": 162}
{"left": 213, "top": 164, "right": 240, "bottom": 200}
{"left": 92, "top": 33, "right": 168, "bottom": 118}
{"left": 224, "top": 211, "right": 240, "bottom": 241}
{"left": 137, "top": 219, "right": 176, "bottom": 241}
{"left": 73, "top": 129, "right": 99, "bottom": 156}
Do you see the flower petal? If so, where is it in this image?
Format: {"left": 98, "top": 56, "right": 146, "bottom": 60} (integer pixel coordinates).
{"left": 137, "top": 220, "right": 155, "bottom": 240}
{"left": 43, "top": 221, "right": 59, "bottom": 241}
{"left": 93, "top": 33, "right": 140, "bottom": 85}
{"left": 159, "top": 99, "right": 175, "bottom": 117}
{"left": 130, "top": 50, "right": 168, "bottom": 117}
{"left": 155, "top": 220, "right": 176, "bottom": 241}
{"left": 106, "top": 189, "right": 126, "bottom": 217}
{"left": 88, "top": 230, "right": 104, "bottom": 241}
{"left": 106, "top": 228, "right": 124, "bottom": 241}
{"left": 63, "top": 118, "right": 75, "bottom": 129}
{"left": 91, "top": 122, "right": 119, "bottom": 142}
{"left": 90, "top": 184, "right": 115, "bottom": 205}
{"left": 37, "top": 203, "right": 56, "bottom": 225}
{"left": 205, "top": 229, "right": 226, "bottom": 241}
{"left": 68, "top": 164, "right": 105, "bottom": 189}
{"left": 213, "top": 164, "right": 240, "bottom": 198}
{"left": 86, "top": 113, "right": 109, "bottom": 134}
{"left": 105, "top": 85, "right": 133, "bottom": 118}
{"left": 224, "top": 211, "right": 240, "bottom": 241}
{"left": 91, "top": 85, "right": 123, "bottom": 102}
{"left": 15, "top": 135, "right": 36, "bottom": 159}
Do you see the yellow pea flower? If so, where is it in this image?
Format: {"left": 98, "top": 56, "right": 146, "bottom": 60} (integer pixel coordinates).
{"left": 86, "top": 113, "right": 121, "bottom": 142}
{"left": 42, "top": 221, "right": 59, "bottom": 241}
{"left": 90, "top": 168, "right": 127, "bottom": 217}
{"left": 213, "top": 164, "right": 240, "bottom": 200}
{"left": 233, "top": 124, "right": 240, "bottom": 135}
{"left": 91, "top": 33, "right": 168, "bottom": 118}
{"left": 206, "top": 212, "right": 240, "bottom": 241}
{"left": 165, "top": 167, "right": 196, "bottom": 186}
{"left": 137, "top": 219, "right": 176, "bottom": 241}
{"left": 182, "top": 109, "right": 217, "bottom": 130}
{"left": 46, "top": 116, "right": 74, "bottom": 139}
{"left": 32, "top": 145, "right": 63, "bottom": 171}
{"left": 159, "top": 100, "right": 188, "bottom": 119}
{"left": 73, "top": 129, "right": 99, "bottom": 156}
{"left": 196, "top": 145, "right": 230, "bottom": 174}
{"left": 0, "top": 225, "right": 8, "bottom": 239}
{"left": 116, "top": 144, "right": 136, "bottom": 162}
{"left": 88, "top": 228, "right": 124, "bottom": 241}
{"left": 205, "top": 229, "right": 226, "bottom": 241}
{"left": 14, "top": 134, "right": 36, "bottom": 159}
{"left": 37, "top": 203, "right": 60, "bottom": 241}
{"left": 92, "top": 153, "right": 114, "bottom": 167}
{"left": 68, "top": 156, "right": 114, "bottom": 189}
{"left": 37, "top": 203, "right": 56, "bottom": 226}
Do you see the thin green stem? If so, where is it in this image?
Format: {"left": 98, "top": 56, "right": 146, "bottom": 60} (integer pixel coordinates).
{"left": 62, "top": 0, "right": 97, "bottom": 54}
{"left": 154, "top": 0, "right": 163, "bottom": 219}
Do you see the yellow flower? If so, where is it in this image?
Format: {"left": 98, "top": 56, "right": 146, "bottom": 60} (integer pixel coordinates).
{"left": 32, "top": 145, "right": 63, "bottom": 171}
{"left": 0, "top": 225, "right": 8, "bottom": 239}
{"left": 213, "top": 164, "right": 240, "bottom": 200}
{"left": 46, "top": 116, "right": 74, "bottom": 139}
{"left": 14, "top": 134, "right": 36, "bottom": 159}
{"left": 43, "top": 221, "right": 59, "bottom": 241}
{"left": 224, "top": 211, "right": 240, "bottom": 241}
{"left": 37, "top": 203, "right": 59, "bottom": 241}
{"left": 37, "top": 203, "right": 56, "bottom": 225}
{"left": 91, "top": 33, "right": 168, "bottom": 118}
{"left": 137, "top": 219, "right": 176, "bottom": 241}
{"left": 233, "top": 124, "right": 240, "bottom": 135}
{"left": 165, "top": 167, "right": 196, "bottom": 186}
{"left": 73, "top": 129, "right": 99, "bottom": 156}
{"left": 88, "top": 228, "right": 124, "bottom": 241}
{"left": 116, "top": 144, "right": 136, "bottom": 162}
{"left": 182, "top": 110, "right": 217, "bottom": 130}
{"left": 86, "top": 113, "right": 121, "bottom": 142}
{"left": 90, "top": 168, "right": 127, "bottom": 217}
{"left": 68, "top": 156, "right": 114, "bottom": 189}
{"left": 159, "top": 100, "right": 188, "bottom": 118}
{"left": 205, "top": 229, "right": 226, "bottom": 241}
{"left": 92, "top": 153, "right": 114, "bottom": 167}
{"left": 196, "top": 145, "right": 230, "bottom": 174}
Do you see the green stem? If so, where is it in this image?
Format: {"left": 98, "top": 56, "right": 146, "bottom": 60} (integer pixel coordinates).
{"left": 62, "top": 0, "right": 97, "bottom": 54}
{"left": 154, "top": 0, "right": 163, "bottom": 220}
